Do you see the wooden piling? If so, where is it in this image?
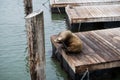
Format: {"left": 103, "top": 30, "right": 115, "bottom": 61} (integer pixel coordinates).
{"left": 24, "top": 0, "right": 33, "bottom": 16}
{"left": 25, "top": 10, "right": 45, "bottom": 80}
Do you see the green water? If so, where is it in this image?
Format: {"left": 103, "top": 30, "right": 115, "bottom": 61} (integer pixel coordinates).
{"left": 0, "top": 0, "right": 67, "bottom": 80}
{"left": 0, "top": 0, "right": 30, "bottom": 80}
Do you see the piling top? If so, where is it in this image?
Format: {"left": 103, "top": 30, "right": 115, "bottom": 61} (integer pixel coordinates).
{"left": 51, "top": 28, "right": 120, "bottom": 73}
{"left": 50, "top": 0, "right": 120, "bottom": 8}
{"left": 25, "top": 9, "right": 43, "bottom": 19}
{"left": 66, "top": 5, "right": 120, "bottom": 24}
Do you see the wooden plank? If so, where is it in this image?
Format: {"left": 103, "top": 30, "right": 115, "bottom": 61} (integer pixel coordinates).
{"left": 91, "top": 32, "right": 120, "bottom": 57}
{"left": 66, "top": 5, "right": 120, "bottom": 23}
{"left": 50, "top": 0, "right": 120, "bottom": 8}
{"left": 77, "top": 30, "right": 120, "bottom": 60}
{"left": 77, "top": 34, "right": 110, "bottom": 61}
{"left": 25, "top": 10, "right": 46, "bottom": 80}
{"left": 95, "top": 28, "right": 120, "bottom": 49}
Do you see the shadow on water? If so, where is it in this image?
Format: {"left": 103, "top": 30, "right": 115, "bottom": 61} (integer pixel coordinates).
{"left": 51, "top": 58, "right": 68, "bottom": 80}
{"left": 51, "top": 13, "right": 66, "bottom": 20}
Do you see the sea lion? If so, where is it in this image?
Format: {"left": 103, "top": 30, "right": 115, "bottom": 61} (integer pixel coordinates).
{"left": 54, "top": 30, "right": 82, "bottom": 53}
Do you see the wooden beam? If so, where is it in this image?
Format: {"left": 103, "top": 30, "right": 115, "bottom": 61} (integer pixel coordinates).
{"left": 50, "top": 0, "right": 120, "bottom": 8}
{"left": 24, "top": 0, "right": 33, "bottom": 16}
{"left": 25, "top": 10, "right": 46, "bottom": 80}
{"left": 75, "top": 60, "right": 120, "bottom": 74}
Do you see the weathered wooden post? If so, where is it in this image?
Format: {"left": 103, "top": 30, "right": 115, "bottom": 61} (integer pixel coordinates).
{"left": 25, "top": 10, "right": 46, "bottom": 80}
{"left": 24, "top": 0, "right": 33, "bottom": 16}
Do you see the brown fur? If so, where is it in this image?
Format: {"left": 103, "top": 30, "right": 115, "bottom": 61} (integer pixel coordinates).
{"left": 54, "top": 30, "right": 82, "bottom": 53}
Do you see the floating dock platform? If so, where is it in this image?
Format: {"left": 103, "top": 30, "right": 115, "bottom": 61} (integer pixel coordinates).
{"left": 50, "top": 0, "right": 120, "bottom": 13}
{"left": 65, "top": 5, "right": 120, "bottom": 32}
{"left": 51, "top": 28, "right": 120, "bottom": 80}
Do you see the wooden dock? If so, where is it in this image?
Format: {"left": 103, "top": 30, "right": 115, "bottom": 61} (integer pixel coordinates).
{"left": 51, "top": 28, "right": 120, "bottom": 80}
{"left": 65, "top": 5, "right": 120, "bottom": 32}
{"left": 25, "top": 10, "right": 46, "bottom": 80}
{"left": 66, "top": 5, "right": 120, "bottom": 24}
{"left": 50, "top": 0, "right": 120, "bottom": 13}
